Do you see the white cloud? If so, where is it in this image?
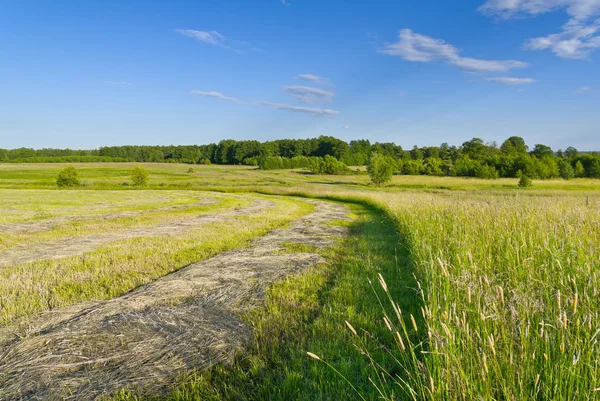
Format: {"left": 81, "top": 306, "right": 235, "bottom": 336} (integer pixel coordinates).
{"left": 104, "top": 81, "right": 132, "bottom": 85}
{"left": 189, "top": 90, "right": 240, "bottom": 102}
{"left": 524, "top": 19, "right": 600, "bottom": 58}
{"left": 189, "top": 90, "right": 339, "bottom": 117}
{"left": 281, "top": 0, "right": 290, "bottom": 5}
{"left": 574, "top": 85, "right": 593, "bottom": 92}
{"left": 176, "top": 30, "right": 227, "bottom": 47}
{"left": 283, "top": 86, "right": 335, "bottom": 104}
{"left": 343, "top": 125, "right": 351, "bottom": 129}
{"left": 478, "top": 0, "right": 600, "bottom": 20}
{"left": 176, "top": 29, "right": 259, "bottom": 53}
{"left": 485, "top": 77, "right": 536, "bottom": 85}
{"left": 297, "top": 74, "right": 333, "bottom": 86}
{"left": 256, "top": 101, "right": 339, "bottom": 117}
{"left": 381, "top": 29, "right": 528, "bottom": 72}
{"left": 479, "top": 1, "right": 600, "bottom": 58}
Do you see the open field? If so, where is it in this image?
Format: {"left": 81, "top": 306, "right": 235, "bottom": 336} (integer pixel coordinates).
{"left": 0, "top": 163, "right": 599, "bottom": 400}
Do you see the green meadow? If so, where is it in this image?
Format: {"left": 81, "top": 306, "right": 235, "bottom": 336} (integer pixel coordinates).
{"left": 0, "top": 163, "right": 599, "bottom": 400}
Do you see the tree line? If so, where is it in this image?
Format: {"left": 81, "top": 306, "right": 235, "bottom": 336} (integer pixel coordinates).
{"left": 1, "top": 135, "right": 599, "bottom": 179}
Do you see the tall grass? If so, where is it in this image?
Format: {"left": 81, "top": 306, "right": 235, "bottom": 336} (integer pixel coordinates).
{"left": 363, "top": 193, "right": 600, "bottom": 400}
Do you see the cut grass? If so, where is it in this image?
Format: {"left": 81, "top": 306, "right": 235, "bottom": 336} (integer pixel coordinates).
{"left": 110, "top": 202, "right": 422, "bottom": 401}
{"left": 0, "top": 197, "right": 313, "bottom": 326}
{"left": 0, "top": 194, "right": 243, "bottom": 250}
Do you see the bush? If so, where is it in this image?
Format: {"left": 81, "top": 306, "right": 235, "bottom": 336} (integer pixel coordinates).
{"left": 367, "top": 152, "right": 397, "bottom": 186}
{"left": 199, "top": 158, "right": 211, "bottom": 165}
{"left": 187, "top": 167, "right": 194, "bottom": 173}
{"left": 56, "top": 166, "right": 80, "bottom": 187}
{"left": 131, "top": 166, "right": 149, "bottom": 186}
{"left": 518, "top": 175, "right": 532, "bottom": 187}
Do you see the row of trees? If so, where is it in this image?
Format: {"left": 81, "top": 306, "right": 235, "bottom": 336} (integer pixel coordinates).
{"left": 2, "top": 136, "right": 599, "bottom": 179}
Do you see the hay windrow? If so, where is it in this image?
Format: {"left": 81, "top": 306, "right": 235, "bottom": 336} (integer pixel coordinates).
{"left": 0, "top": 199, "right": 350, "bottom": 401}
{"left": 0, "top": 196, "right": 274, "bottom": 268}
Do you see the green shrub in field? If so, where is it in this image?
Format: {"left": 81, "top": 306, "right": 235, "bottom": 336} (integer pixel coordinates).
{"left": 367, "top": 152, "right": 397, "bottom": 185}
{"left": 56, "top": 166, "right": 80, "bottom": 187}
{"left": 187, "top": 167, "right": 194, "bottom": 173}
{"left": 199, "top": 158, "right": 211, "bottom": 165}
{"left": 518, "top": 175, "right": 532, "bottom": 187}
{"left": 131, "top": 166, "right": 149, "bottom": 186}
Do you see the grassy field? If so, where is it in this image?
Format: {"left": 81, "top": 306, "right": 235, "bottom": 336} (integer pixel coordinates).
{"left": 1, "top": 163, "right": 599, "bottom": 400}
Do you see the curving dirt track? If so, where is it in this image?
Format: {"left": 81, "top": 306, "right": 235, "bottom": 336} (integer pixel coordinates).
{"left": 0, "top": 197, "right": 274, "bottom": 268}
{"left": 0, "top": 199, "right": 350, "bottom": 401}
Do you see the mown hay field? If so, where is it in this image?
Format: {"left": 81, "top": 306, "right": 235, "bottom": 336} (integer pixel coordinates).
{"left": 0, "top": 163, "right": 599, "bottom": 400}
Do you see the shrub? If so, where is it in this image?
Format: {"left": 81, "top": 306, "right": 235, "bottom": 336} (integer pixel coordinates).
{"left": 367, "top": 152, "right": 397, "bottom": 186}
{"left": 518, "top": 175, "right": 532, "bottom": 187}
{"left": 56, "top": 166, "right": 80, "bottom": 187}
{"left": 131, "top": 166, "right": 149, "bottom": 186}
{"left": 187, "top": 167, "right": 194, "bottom": 173}
{"left": 199, "top": 158, "right": 211, "bottom": 165}
{"left": 319, "top": 155, "right": 351, "bottom": 175}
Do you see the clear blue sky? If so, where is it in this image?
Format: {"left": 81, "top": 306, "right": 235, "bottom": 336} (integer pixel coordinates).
{"left": 1, "top": 0, "right": 599, "bottom": 150}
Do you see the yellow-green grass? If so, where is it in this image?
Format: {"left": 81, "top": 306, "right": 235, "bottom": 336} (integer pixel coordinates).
{"left": 112, "top": 203, "right": 418, "bottom": 401}
{"left": 0, "top": 189, "right": 209, "bottom": 225}
{"left": 2, "top": 163, "right": 600, "bottom": 192}
{"left": 0, "top": 196, "right": 313, "bottom": 325}
{"left": 351, "top": 191, "right": 600, "bottom": 400}
{"left": 0, "top": 193, "right": 246, "bottom": 250}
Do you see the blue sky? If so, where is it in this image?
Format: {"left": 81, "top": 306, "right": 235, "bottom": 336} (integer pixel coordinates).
{"left": 1, "top": 0, "right": 599, "bottom": 150}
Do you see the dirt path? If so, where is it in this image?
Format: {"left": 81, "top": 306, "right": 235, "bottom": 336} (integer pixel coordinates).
{"left": 0, "top": 199, "right": 350, "bottom": 401}
{"left": 0, "top": 197, "right": 274, "bottom": 268}
{"left": 0, "top": 196, "right": 218, "bottom": 235}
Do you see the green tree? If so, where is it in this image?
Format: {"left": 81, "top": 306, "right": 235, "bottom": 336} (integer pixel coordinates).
{"left": 501, "top": 136, "right": 528, "bottom": 155}
{"left": 367, "top": 152, "right": 397, "bottom": 186}
{"left": 56, "top": 166, "right": 80, "bottom": 187}
{"left": 558, "top": 159, "right": 574, "bottom": 180}
{"left": 131, "top": 166, "right": 149, "bottom": 186}
{"left": 574, "top": 161, "right": 585, "bottom": 178}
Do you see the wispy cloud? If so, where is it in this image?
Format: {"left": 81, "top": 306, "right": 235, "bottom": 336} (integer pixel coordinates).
{"left": 176, "top": 30, "right": 227, "bottom": 47}
{"left": 189, "top": 90, "right": 339, "bottom": 117}
{"left": 478, "top": 0, "right": 600, "bottom": 21}
{"left": 104, "top": 81, "right": 132, "bottom": 85}
{"left": 523, "top": 19, "right": 600, "bottom": 58}
{"left": 343, "top": 125, "right": 351, "bottom": 129}
{"left": 479, "top": 0, "right": 600, "bottom": 59}
{"left": 256, "top": 101, "right": 339, "bottom": 117}
{"left": 297, "top": 74, "right": 333, "bottom": 86}
{"left": 281, "top": 0, "right": 290, "bottom": 5}
{"left": 380, "top": 29, "right": 528, "bottom": 72}
{"left": 485, "top": 77, "right": 536, "bottom": 85}
{"left": 574, "top": 85, "right": 593, "bottom": 93}
{"left": 189, "top": 90, "right": 240, "bottom": 102}
{"left": 283, "top": 86, "right": 335, "bottom": 104}
{"left": 176, "top": 29, "right": 259, "bottom": 53}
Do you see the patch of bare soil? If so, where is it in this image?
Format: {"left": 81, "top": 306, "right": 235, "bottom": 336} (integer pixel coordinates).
{"left": 0, "top": 199, "right": 350, "bottom": 401}
{"left": 0, "top": 197, "right": 273, "bottom": 268}
{"left": 0, "top": 196, "right": 218, "bottom": 235}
